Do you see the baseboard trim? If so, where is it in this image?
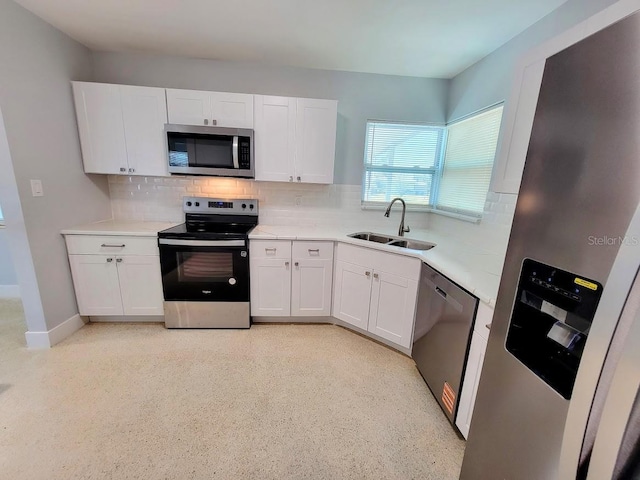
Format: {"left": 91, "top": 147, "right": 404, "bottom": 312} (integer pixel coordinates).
{"left": 25, "top": 313, "right": 87, "bottom": 349}
{"left": 252, "top": 315, "right": 334, "bottom": 324}
{"left": 0, "top": 285, "right": 20, "bottom": 298}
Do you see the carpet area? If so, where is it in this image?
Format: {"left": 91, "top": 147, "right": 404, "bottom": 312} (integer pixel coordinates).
{"left": 0, "top": 305, "right": 464, "bottom": 479}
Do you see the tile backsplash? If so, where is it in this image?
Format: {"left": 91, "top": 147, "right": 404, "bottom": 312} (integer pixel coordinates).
{"left": 108, "top": 175, "right": 431, "bottom": 229}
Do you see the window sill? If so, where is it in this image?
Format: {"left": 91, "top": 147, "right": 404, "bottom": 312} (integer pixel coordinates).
{"left": 361, "top": 203, "right": 481, "bottom": 223}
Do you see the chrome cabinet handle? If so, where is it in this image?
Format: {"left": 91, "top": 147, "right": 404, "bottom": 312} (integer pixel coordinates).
{"left": 128, "top": 167, "right": 135, "bottom": 173}
{"left": 101, "top": 244, "right": 125, "bottom": 248}
{"left": 106, "top": 258, "right": 113, "bottom": 263}
{"left": 289, "top": 176, "right": 293, "bottom": 182}
{"left": 285, "top": 261, "right": 290, "bottom": 267}
{"left": 365, "top": 271, "right": 371, "bottom": 277}
{"left": 297, "top": 176, "right": 301, "bottom": 182}
{"left": 116, "top": 258, "right": 123, "bottom": 263}
{"left": 211, "top": 119, "right": 217, "bottom": 126}
{"left": 373, "top": 273, "right": 379, "bottom": 279}
{"left": 265, "top": 247, "right": 276, "bottom": 252}
{"left": 294, "top": 262, "right": 299, "bottom": 267}
{"left": 308, "top": 249, "right": 320, "bottom": 254}
{"left": 119, "top": 167, "right": 126, "bottom": 172}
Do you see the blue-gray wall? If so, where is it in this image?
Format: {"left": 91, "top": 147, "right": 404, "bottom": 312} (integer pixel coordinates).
{"left": 91, "top": 51, "right": 449, "bottom": 185}
{"left": 447, "top": 0, "right": 619, "bottom": 122}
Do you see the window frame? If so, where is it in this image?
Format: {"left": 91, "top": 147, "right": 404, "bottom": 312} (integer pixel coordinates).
{"left": 360, "top": 120, "right": 447, "bottom": 212}
{"left": 360, "top": 103, "right": 504, "bottom": 222}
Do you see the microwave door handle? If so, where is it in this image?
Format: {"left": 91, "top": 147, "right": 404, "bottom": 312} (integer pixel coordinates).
{"left": 232, "top": 136, "right": 239, "bottom": 169}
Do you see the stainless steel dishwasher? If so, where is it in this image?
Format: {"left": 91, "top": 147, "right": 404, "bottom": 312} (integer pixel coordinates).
{"left": 412, "top": 263, "right": 478, "bottom": 426}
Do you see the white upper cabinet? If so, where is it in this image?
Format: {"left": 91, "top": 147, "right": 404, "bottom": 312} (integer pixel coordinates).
{"left": 73, "top": 82, "right": 128, "bottom": 175}
{"left": 254, "top": 95, "right": 296, "bottom": 182}
{"left": 295, "top": 98, "right": 337, "bottom": 184}
{"left": 254, "top": 95, "right": 337, "bottom": 184}
{"left": 120, "top": 85, "right": 168, "bottom": 177}
{"left": 166, "top": 89, "right": 254, "bottom": 128}
{"left": 490, "top": 59, "right": 546, "bottom": 194}
{"left": 72, "top": 82, "right": 168, "bottom": 177}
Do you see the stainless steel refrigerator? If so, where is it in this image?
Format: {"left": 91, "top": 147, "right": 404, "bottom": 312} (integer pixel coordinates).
{"left": 460, "top": 10, "right": 640, "bottom": 480}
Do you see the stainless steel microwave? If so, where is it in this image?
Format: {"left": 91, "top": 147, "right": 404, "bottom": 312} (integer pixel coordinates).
{"left": 165, "top": 124, "right": 254, "bottom": 178}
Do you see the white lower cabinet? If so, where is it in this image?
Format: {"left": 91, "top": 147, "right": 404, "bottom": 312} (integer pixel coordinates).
{"left": 332, "top": 243, "right": 421, "bottom": 349}
{"left": 250, "top": 240, "right": 333, "bottom": 317}
{"left": 65, "top": 235, "right": 164, "bottom": 317}
{"left": 455, "top": 302, "right": 493, "bottom": 438}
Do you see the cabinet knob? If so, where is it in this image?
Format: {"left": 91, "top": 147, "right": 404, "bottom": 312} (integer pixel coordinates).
{"left": 373, "top": 273, "right": 379, "bottom": 279}
{"left": 285, "top": 261, "right": 290, "bottom": 267}
{"left": 297, "top": 176, "right": 301, "bottom": 182}
{"left": 289, "top": 176, "right": 293, "bottom": 182}
{"left": 365, "top": 271, "right": 371, "bottom": 277}
{"left": 116, "top": 258, "right": 123, "bottom": 263}
{"left": 294, "top": 262, "right": 299, "bottom": 267}
{"left": 119, "top": 167, "right": 126, "bottom": 172}
{"left": 128, "top": 168, "right": 135, "bottom": 173}
{"left": 204, "top": 119, "right": 209, "bottom": 125}
{"left": 211, "top": 119, "right": 217, "bottom": 126}
{"left": 106, "top": 258, "right": 113, "bottom": 263}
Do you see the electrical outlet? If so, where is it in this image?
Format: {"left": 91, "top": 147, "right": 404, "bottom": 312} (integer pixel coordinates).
{"left": 295, "top": 195, "right": 302, "bottom": 206}
{"left": 30, "top": 179, "right": 43, "bottom": 197}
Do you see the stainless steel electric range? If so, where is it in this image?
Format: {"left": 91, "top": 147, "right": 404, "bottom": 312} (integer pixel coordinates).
{"left": 158, "top": 196, "right": 258, "bottom": 328}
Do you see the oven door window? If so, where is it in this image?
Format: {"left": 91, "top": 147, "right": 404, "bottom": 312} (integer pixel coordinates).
{"left": 168, "top": 133, "right": 234, "bottom": 169}
{"left": 178, "top": 251, "right": 233, "bottom": 282}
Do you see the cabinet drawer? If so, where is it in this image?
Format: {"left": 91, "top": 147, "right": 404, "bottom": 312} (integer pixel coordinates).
{"left": 250, "top": 240, "right": 292, "bottom": 259}
{"left": 292, "top": 241, "right": 333, "bottom": 260}
{"left": 336, "top": 243, "right": 421, "bottom": 281}
{"left": 65, "top": 235, "right": 159, "bottom": 256}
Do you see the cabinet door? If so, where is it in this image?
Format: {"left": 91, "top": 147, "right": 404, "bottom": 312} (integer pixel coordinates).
{"left": 211, "top": 92, "right": 254, "bottom": 128}
{"left": 295, "top": 98, "right": 337, "bottom": 184}
{"left": 368, "top": 270, "right": 418, "bottom": 349}
{"left": 254, "top": 95, "right": 296, "bottom": 182}
{"left": 120, "top": 85, "right": 169, "bottom": 177}
{"left": 166, "top": 88, "right": 212, "bottom": 126}
{"left": 250, "top": 258, "right": 291, "bottom": 316}
{"left": 455, "top": 331, "right": 488, "bottom": 438}
{"left": 332, "top": 260, "right": 372, "bottom": 330}
{"left": 68, "top": 255, "right": 123, "bottom": 316}
{"left": 116, "top": 256, "right": 164, "bottom": 316}
{"left": 490, "top": 59, "right": 545, "bottom": 194}
{"left": 72, "top": 82, "right": 127, "bottom": 175}
{"left": 291, "top": 258, "right": 333, "bottom": 316}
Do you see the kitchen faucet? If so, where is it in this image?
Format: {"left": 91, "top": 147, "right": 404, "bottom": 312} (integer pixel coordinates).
{"left": 384, "top": 198, "right": 410, "bottom": 237}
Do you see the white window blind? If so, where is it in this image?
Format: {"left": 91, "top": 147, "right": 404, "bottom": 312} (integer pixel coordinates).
{"left": 435, "top": 106, "right": 504, "bottom": 216}
{"left": 362, "top": 122, "right": 445, "bottom": 208}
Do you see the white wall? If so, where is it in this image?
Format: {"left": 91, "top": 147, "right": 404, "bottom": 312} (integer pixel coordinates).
{"left": 446, "top": 0, "right": 619, "bottom": 121}
{"left": 0, "top": 0, "right": 111, "bottom": 335}
{"left": 91, "top": 51, "right": 449, "bottom": 185}
{"left": 0, "top": 228, "right": 17, "bottom": 286}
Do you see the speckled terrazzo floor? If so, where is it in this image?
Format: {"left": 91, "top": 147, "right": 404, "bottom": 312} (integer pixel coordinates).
{"left": 0, "top": 303, "right": 465, "bottom": 479}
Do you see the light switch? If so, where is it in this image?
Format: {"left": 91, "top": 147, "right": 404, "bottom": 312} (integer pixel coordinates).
{"left": 30, "top": 179, "right": 43, "bottom": 197}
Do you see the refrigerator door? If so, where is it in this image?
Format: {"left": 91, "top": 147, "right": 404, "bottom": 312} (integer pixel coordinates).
{"left": 460, "top": 11, "right": 640, "bottom": 480}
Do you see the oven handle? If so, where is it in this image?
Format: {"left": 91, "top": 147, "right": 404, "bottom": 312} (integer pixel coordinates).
{"left": 159, "top": 239, "right": 245, "bottom": 247}
{"left": 232, "top": 136, "right": 239, "bottom": 169}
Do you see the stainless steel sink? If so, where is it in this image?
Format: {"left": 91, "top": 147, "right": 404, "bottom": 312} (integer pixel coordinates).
{"left": 347, "top": 232, "right": 436, "bottom": 251}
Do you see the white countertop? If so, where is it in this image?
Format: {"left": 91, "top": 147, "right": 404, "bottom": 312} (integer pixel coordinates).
{"left": 61, "top": 219, "right": 178, "bottom": 237}
{"left": 60, "top": 220, "right": 503, "bottom": 307}
{"left": 250, "top": 225, "right": 503, "bottom": 307}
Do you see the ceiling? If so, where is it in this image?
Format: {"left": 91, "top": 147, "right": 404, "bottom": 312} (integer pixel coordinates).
{"left": 14, "top": 0, "right": 568, "bottom": 78}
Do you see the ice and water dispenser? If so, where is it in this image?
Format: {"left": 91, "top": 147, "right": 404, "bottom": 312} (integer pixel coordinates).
{"left": 506, "top": 259, "right": 603, "bottom": 399}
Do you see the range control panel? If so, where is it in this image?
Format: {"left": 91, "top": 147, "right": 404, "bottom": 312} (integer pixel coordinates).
{"left": 183, "top": 196, "right": 258, "bottom": 215}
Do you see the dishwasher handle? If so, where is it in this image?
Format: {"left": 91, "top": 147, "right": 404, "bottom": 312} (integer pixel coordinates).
{"left": 435, "top": 286, "right": 447, "bottom": 298}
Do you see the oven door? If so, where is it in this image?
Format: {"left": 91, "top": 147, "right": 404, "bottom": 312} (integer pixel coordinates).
{"left": 159, "top": 238, "right": 249, "bottom": 302}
